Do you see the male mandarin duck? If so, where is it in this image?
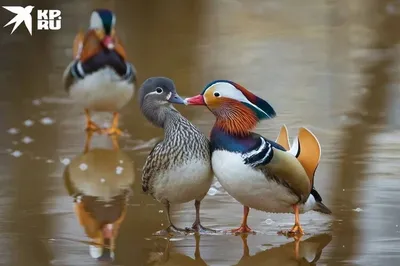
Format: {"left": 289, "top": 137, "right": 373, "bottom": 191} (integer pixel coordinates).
{"left": 184, "top": 80, "right": 331, "bottom": 235}
{"left": 62, "top": 9, "right": 136, "bottom": 135}
{"left": 139, "top": 77, "right": 214, "bottom": 234}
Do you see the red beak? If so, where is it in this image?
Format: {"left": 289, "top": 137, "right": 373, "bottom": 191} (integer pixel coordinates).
{"left": 102, "top": 36, "right": 115, "bottom": 50}
{"left": 184, "top": 94, "right": 205, "bottom": 105}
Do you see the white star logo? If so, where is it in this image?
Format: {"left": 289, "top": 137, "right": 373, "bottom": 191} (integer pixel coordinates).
{"left": 3, "top": 5, "right": 34, "bottom": 35}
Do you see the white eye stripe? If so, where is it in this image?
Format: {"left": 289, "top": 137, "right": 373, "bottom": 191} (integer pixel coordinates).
{"left": 207, "top": 82, "right": 270, "bottom": 117}
{"left": 89, "top": 12, "right": 103, "bottom": 29}
{"left": 145, "top": 91, "right": 160, "bottom": 97}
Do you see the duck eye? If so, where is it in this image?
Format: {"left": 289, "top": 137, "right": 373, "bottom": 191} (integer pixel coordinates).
{"left": 156, "top": 87, "right": 163, "bottom": 94}
{"left": 214, "top": 91, "right": 221, "bottom": 97}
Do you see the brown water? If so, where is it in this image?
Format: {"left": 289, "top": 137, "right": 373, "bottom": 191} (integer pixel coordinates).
{"left": 1, "top": 0, "right": 400, "bottom": 265}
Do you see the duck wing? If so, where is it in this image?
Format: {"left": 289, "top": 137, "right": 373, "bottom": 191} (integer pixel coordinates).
{"left": 242, "top": 133, "right": 311, "bottom": 202}
{"left": 275, "top": 124, "right": 290, "bottom": 150}
{"left": 141, "top": 140, "right": 164, "bottom": 195}
{"left": 288, "top": 127, "right": 321, "bottom": 186}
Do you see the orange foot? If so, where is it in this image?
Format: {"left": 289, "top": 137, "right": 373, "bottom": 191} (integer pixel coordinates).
{"left": 278, "top": 224, "right": 304, "bottom": 237}
{"left": 103, "top": 112, "right": 122, "bottom": 136}
{"left": 86, "top": 120, "right": 102, "bottom": 134}
{"left": 102, "top": 126, "right": 122, "bottom": 136}
{"left": 231, "top": 224, "right": 254, "bottom": 234}
{"left": 289, "top": 224, "right": 304, "bottom": 236}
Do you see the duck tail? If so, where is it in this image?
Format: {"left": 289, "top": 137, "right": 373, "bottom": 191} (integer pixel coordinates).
{"left": 313, "top": 201, "right": 332, "bottom": 215}
{"left": 311, "top": 188, "right": 332, "bottom": 214}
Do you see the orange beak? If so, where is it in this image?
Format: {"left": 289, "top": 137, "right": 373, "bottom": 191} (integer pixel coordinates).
{"left": 102, "top": 36, "right": 115, "bottom": 50}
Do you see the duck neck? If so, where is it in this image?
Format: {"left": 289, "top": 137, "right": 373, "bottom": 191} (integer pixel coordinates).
{"left": 210, "top": 125, "right": 259, "bottom": 153}
{"left": 163, "top": 108, "right": 186, "bottom": 137}
{"left": 214, "top": 116, "right": 257, "bottom": 137}
{"left": 141, "top": 102, "right": 179, "bottom": 129}
{"left": 211, "top": 102, "right": 259, "bottom": 137}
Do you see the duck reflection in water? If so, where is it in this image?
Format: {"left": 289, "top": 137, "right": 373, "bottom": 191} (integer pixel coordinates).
{"left": 63, "top": 131, "right": 135, "bottom": 261}
{"left": 147, "top": 234, "right": 206, "bottom": 266}
{"left": 235, "top": 234, "right": 332, "bottom": 266}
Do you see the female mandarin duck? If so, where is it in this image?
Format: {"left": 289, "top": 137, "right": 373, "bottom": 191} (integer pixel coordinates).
{"left": 63, "top": 9, "right": 136, "bottom": 135}
{"left": 185, "top": 80, "right": 331, "bottom": 235}
{"left": 140, "top": 77, "right": 214, "bottom": 234}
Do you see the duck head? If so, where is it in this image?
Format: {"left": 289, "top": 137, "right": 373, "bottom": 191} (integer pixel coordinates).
{"left": 90, "top": 9, "right": 117, "bottom": 50}
{"left": 185, "top": 80, "right": 276, "bottom": 135}
{"left": 139, "top": 77, "right": 185, "bottom": 128}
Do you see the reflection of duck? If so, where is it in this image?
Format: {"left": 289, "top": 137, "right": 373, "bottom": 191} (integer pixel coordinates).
{"left": 63, "top": 146, "right": 135, "bottom": 261}
{"left": 147, "top": 235, "right": 206, "bottom": 266}
{"left": 235, "top": 234, "right": 332, "bottom": 266}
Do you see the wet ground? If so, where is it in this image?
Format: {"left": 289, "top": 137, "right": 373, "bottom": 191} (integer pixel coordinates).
{"left": 1, "top": 0, "right": 400, "bottom": 265}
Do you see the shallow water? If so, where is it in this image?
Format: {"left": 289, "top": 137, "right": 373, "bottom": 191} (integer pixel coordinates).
{"left": 1, "top": 0, "right": 400, "bottom": 265}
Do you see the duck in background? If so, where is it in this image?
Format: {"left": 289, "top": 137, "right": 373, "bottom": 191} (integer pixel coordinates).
{"left": 63, "top": 9, "right": 136, "bottom": 135}
{"left": 185, "top": 80, "right": 331, "bottom": 236}
{"left": 139, "top": 77, "right": 214, "bottom": 235}
{"left": 63, "top": 136, "right": 135, "bottom": 261}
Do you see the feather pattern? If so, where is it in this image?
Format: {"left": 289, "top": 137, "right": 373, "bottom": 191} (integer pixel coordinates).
{"left": 141, "top": 109, "right": 211, "bottom": 196}
{"left": 214, "top": 99, "right": 258, "bottom": 136}
{"left": 63, "top": 50, "right": 136, "bottom": 93}
{"left": 211, "top": 128, "right": 301, "bottom": 200}
{"left": 242, "top": 137, "right": 273, "bottom": 167}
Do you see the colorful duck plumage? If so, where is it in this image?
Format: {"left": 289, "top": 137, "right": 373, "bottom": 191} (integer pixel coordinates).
{"left": 185, "top": 80, "right": 331, "bottom": 235}
{"left": 63, "top": 9, "right": 136, "bottom": 135}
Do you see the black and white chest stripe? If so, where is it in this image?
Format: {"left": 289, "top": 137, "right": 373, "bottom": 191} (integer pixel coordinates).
{"left": 242, "top": 137, "right": 273, "bottom": 167}
{"left": 70, "top": 60, "right": 135, "bottom": 82}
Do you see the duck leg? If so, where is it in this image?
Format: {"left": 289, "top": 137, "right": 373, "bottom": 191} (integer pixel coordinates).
{"left": 289, "top": 204, "right": 304, "bottom": 236}
{"left": 240, "top": 234, "right": 250, "bottom": 258}
{"left": 293, "top": 235, "right": 302, "bottom": 260}
{"left": 164, "top": 202, "right": 190, "bottom": 234}
{"left": 190, "top": 200, "right": 216, "bottom": 233}
{"left": 85, "top": 109, "right": 101, "bottom": 133}
{"left": 231, "top": 206, "right": 254, "bottom": 234}
{"left": 103, "top": 112, "right": 122, "bottom": 136}
{"left": 83, "top": 131, "right": 93, "bottom": 154}
{"left": 110, "top": 134, "right": 120, "bottom": 150}
{"left": 194, "top": 234, "right": 201, "bottom": 261}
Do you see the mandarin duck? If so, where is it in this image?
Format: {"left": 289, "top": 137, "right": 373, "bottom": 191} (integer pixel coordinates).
{"left": 184, "top": 80, "right": 331, "bottom": 235}
{"left": 64, "top": 147, "right": 134, "bottom": 261}
{"left": 62, "top": 9, "right": 136, "bottom": 135}
{"left": 139, "top": 77, "right": 214, "bottom": 234}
